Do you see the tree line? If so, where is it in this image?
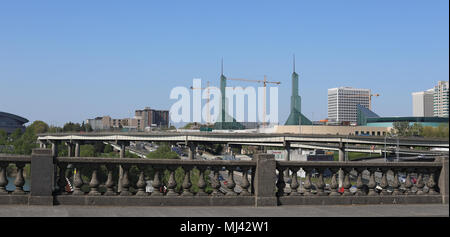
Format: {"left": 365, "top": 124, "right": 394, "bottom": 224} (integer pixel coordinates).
{"left": 392, "top": 122, "right": 449, "bottom": 138}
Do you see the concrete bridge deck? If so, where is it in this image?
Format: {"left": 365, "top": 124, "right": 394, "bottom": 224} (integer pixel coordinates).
{"left": 1, "top": 204, "right": 448, "bottom": 217}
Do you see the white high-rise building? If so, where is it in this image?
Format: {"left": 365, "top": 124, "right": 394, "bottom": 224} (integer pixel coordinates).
{"left": 412, "top": 89, "right": 434, "bottom": 117}
{"left": 433, "top": 81, "right": 449, "bottom": 117}
{"left": 328, "top": 87, "right": 371, "bottom": 123}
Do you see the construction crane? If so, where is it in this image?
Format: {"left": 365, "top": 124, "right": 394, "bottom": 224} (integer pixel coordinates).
{"left": 226, "top": 76, "right": 281, "bottom": 128}
{"left": 369, "top": 93, "right": 380, "bottom": 110}
{"left": 190, "top": 81, "right": 212, "bottom": 124}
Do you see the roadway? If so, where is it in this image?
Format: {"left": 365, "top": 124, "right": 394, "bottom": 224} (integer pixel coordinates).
{"left": 37, "top": 132, "right": 449, "bottom": 148}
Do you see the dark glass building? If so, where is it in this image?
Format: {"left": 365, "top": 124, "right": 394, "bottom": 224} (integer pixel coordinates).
{"left": 0, "top": 111, "right": 29, "bottom": 134}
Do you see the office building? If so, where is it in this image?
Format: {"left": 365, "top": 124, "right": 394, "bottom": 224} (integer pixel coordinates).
{"left": 412, "top": 89, "right": 434, "bottom": 117}
{"left": 135, "top": 107, "right": 170, "bottom": 128}
{"left": 433, "top": 81, "right": 449, "bottom": 117}
{"left": 328, "top": 87, "right": 371, "bottom": 123}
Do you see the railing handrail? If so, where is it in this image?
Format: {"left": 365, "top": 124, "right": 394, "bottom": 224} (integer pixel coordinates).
{"left": 276, "top": 160, "right": 443, "bottom": 168}
{"left": 55, "top": 156, "right": 256, "bottom": 166}
{"left": 0, "top": 154, "right": 32, "bottom": 162}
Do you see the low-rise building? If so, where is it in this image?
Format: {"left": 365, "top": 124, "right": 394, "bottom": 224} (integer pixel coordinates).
{"left": 86, "top": 107, "right": 169, "bottom": 131}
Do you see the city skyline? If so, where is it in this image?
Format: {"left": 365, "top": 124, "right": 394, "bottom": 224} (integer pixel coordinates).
{"left": 0, "top": 1, "right": 448, "bottom": 126}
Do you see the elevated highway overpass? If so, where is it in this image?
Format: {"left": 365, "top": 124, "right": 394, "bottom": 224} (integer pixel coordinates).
{"left": 37, "top": 132, "right": 449, "bottom": 147}
{"left": 37, "top": 132, "right": 448, "bottom": 160}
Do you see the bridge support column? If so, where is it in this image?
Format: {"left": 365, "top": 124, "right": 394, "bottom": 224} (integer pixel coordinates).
{"left": 74, "top": 141, "right": 80, "bottom": 157}
{"left": 66, "top": 142, "right": 73, "bottom": 157}
{"left": 188, "top": 142, "right": 196, "bottom": 160}
{"left": 51, "top": 141, "right": 58, "bottom": 158}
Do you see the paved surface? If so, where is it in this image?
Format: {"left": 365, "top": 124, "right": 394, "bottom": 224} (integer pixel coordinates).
{"left": 0, "top": 204, "right": 447, "bottom": 217}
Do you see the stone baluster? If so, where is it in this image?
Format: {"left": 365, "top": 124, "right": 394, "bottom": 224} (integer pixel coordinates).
{"left": 104, "top": 164, "right": 116, "bottom": 196}
{"left": 239, "top": 167, "right": 251, "bottom": 196}
{"left": 119, "top": 165, "right": 132, "bottom": 196}
{"left": 329, "top": 168, "right": 340, "bottom": 196}
{"left": 380, "top": 168, "right": 390, "bottom": 195}
{"left": 303, "top": 167, "right": 313, "bottom": 196}
{"left": 181, "top": 166, "right": 193, "bottom": 196}
{"left": 225, "top": 166, "right": 237, "bottom": 196}
{"left": 135, "top": 166, "right": 147, "bottom": 196}
{"left": 415, "top": 168, "right": 425, "bottom": 195}
{"left": 211, "top": 167, "right": 223, "bottom": 196}
{"left": 0, "top": 163, "right": 8, "bottom": 195}
{"left": 166, "top": 166, "right": 178, "bottom": 196}
{"left": 342, "top": 168, "right": 352, "bottom": 196}
{"left": 72, "top": 164, "right": 84, "bottom": 195}
{"left": 289, "top": 167, "right": 300, "bottom": 196}
{"left": 151, "top": 166, "right": 163, "bottom": 196}
{"left": 316, "top": 168, "right": 326, "bottom": 196}
{"left": 404, "top": 168, "right": 414, "bottom": 195}
{"left": 88, "top": 166, "right": 101, "bottom": 196}
{"left": 367, "top": 168, "right": 378, "bottom": 196}
{"left": 13, "top": 163, "right": 26, "bottom": 195}
{"left": 276, "top": 166, "right": 286, "bottom": 197}
{"left": 426, "top": 168, "right": 438, "bottom": 195}
{"left": 196, "top": 166, "right": 208, "bottom": 196}
{"left": 355, "top": 168, "right": 365, "bottom": 196}
{"left": 391, "top": 168, "right": 401, "bottom": 195}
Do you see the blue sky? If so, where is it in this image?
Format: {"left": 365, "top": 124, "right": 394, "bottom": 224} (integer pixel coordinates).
{"left": 0, "top": 1, "right": 448, "bottom": 127}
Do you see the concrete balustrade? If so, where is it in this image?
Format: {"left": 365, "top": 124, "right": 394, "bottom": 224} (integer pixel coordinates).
{"left": 0, "top": 149, "right": 448, "bottom": 207}
{"left": 276, "top": 160, "right": 446, "bottom": 205}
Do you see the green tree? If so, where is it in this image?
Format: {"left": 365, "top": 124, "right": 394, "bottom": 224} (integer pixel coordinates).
{"left": 393, "top": 121, "right": 410, "bottom": 136}
{"left": 0, "top": 130, "right": 7, "bottom": 145}
{"left": 10, "top": 128, "right": 23, "bottom": 141}
{"left": 146, "top": 144, "right": 179, "bottom": 159}
{"left": 104, "top": 144, "right": 113, "bottom": 153}
{"left": 408, "top": 123, "right": 423, "bottom": 136}
{"left": 63, "top": 122, "right": 81, "bottom": 132}
{"left": 80, "top": 122, "right": 93, "bottom": 132}
{"left": 421, "top": 124, "right": 449, "bottom": 138}
{"left": 28, "top": 120, "right": 49, "bottom": 134}
{"left": 48, "top": 126, "right": 63, "bottom": 133}
{"left": 80, "top": 144, "right": 95, "bottom": 157}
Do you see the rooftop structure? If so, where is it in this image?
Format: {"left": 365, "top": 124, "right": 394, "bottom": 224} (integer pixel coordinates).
{"left": 0, "top": 111, "right": 29, "bottom": 134}
{"left": 366, "top": 116, "right": 449, "bottom": 128}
